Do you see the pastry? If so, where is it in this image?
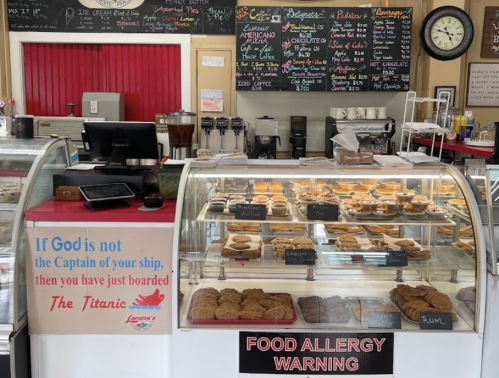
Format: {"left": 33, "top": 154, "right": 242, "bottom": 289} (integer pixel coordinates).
{"left": 190, "top": 305, "right": 217, "bottom": 320}
{"left": 239, "top": 310, "right": 264, "bottom": 320}
{"left": 220, "top": 288, "right": 241, "bottom": 296}
{"left": 241, "top": 288, "right": 265, "bottom": 299}
{"left": 218, "top": 294, "right": 241, "bottom": 305}
{"left": 232, "top": 235, "right": 252, "bottom": 243}
{"left": 215, "top": 307, "right": 240, "bottom": 320}
{"left": 271, "top": 238, "right": 293, "bottom": 245}
{"left": 229, "top": 243, "right": 251, "bottom": 250}
{"left": 292, "top": 237, "right": 313, "bottom": 245}
{"left": 263, "top": 305, "right": 294, "bottom": 320}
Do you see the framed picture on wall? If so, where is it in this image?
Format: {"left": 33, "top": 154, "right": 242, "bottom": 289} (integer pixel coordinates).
{"left": 467, "top": 63, "right": 499, "bottom": 107}
{"left": 481, "top": 6, "right": 499, "bottom": 58}
{"left": 434, "top": 86, "right": 456, "bottom": 108}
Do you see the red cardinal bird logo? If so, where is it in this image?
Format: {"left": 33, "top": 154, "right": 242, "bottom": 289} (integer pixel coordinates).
{"left": 130, "top": 289, "right": 165, "bottom": 309}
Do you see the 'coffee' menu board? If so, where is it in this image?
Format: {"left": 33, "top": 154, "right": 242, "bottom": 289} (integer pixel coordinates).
{"left": 7, "top": 0, "right": 236, "bottom": 35}
{"left": 236, "top": 6, "right": 282, "bottom": 91}
{"left": 369, "top": 7, "right": 412, "bottom": 91}
{"left": 281, "top": 7, "right": 328, "bottom": 92}
{"left": 328, "top": 7, "right": 371, "bottom": 92}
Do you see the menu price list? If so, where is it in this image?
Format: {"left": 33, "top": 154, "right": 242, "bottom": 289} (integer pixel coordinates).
{"left": 7, "top": 0, "right": 236, "bottom": 35}
{"left": 236, "top": 6, "right": 282, "bottom": 91}
{"left": 369, "top": 7, "right": 412, "bottom": 91}
{"left": 327, "top": 8, "right": 371, "bottom": 92}
{"left": 281, "top": 7, "right": 328, "bottom": 92}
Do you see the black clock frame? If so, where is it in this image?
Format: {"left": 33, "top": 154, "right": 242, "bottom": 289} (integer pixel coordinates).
{"left": 420, "top": 6, "right": 474, "bottom": 61}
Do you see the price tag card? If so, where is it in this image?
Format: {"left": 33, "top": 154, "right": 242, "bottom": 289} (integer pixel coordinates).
{"left": 307, "top": 204, "right": 339, "bottom": 221}
{"left": 382, "top": 251, "right": 408, "bottom": 267}
{"left": 368, "top": 311, "right": 402, "bottom": 329}
{"left": 235, "top": 204, "right": 267, "bottom": 221}
{"left": 419, "top": 312, "right": 453, "bottom": 330}
{"left": 285, "top": 249, "right": 316, "bottom": 266}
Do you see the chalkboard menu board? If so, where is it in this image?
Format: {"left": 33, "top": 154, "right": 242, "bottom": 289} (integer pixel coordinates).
{"left": 7, "top": 0, "right": 236, "bottom": 35}
{"left": 281, "top": 7, "right": 328, "bottom": 92}
{"left": 327, "top": 7, "right": 371, "bottom": 92}
{"left": 236, "top": 6, "right": 282, "bottom": 91}
{"left": 236, "top": 6, "right": 413, "bottom": 93}
{"left": 369, "top": 7, "right": 412, "bottom": 91}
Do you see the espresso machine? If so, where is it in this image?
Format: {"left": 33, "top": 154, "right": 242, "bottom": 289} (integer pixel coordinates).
{"left": 289, "top": 116, "right": 307, "bottom": 159}
{"left": 325, "top": 116, "right": 396, "bottom": 158}
{"left": 254, "top": 116, "right": 281, "bottom": 159}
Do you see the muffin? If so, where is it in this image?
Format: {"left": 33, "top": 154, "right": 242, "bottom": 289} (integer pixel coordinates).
{"left": 228, "top": 200, "right": 248, "bottom": 213}
{"left": 272, "top": 203, "right": 288, "bottom": 215}
{"left": 209, "top": 201, "right": 226, "bottom": 212}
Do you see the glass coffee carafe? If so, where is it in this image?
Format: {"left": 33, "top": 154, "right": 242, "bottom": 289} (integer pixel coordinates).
{"left": 470, "top": 120, "right": 496, "bottom": 145}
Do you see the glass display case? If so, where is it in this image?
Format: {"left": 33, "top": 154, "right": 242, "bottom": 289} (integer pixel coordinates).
{"left": 465, "top": 159, "right": 499, "bottom": 275}
{"left": 0, "top": 138, "right": 72, "bottom": 357}
{"left": 174, "top": 161, "right": 483, "bottom": 334}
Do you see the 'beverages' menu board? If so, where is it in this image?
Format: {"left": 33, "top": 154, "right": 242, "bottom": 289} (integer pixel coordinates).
{"left": 236, "top": 6, "right": 413, "bottom": 92}
{"left": 281, "top": 7, "right": 328, "bottom": 92}
{"left": 7, "top": 0, "right": 236, "bottom": 35}
{"left": 369, "top": 7, "right": 412, "bottom": 91}
{"left": 236, "top": 6, "right": 282, "bottom": 91}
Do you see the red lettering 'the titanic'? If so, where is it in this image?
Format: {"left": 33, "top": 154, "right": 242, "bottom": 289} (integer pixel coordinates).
{"left": 81, "top": 295, "right": 126, "bottom": 311}
{"left": 49, "top": 295, "right": 73, "bottom": 312}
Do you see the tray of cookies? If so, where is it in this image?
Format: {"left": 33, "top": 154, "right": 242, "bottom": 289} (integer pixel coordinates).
{"left": 379, "top": 235, "right": 431, "bottom": 260}
{"left": 363, "top": 224, "right": 400, "bottom": 237}
{"left": 345, "top": 297, "right": 399, "bottom": 325}
{"left": 221, "top": 234, "right": 263, "bottom": 259}
{"left": 270, "top": 237, "right": 317, "bottom": 259}
{"left": 187, "top": 288, "right": 297, "bottom": 325}
{"left": 334, "top": 235, "right": 384, "bottom": 252}
{"left": 437, "top": 224, "right": 473, "bottom": 239}
{"left": 297, "top": 295, "right": 351, "bottom": 324}
{"left": 452, "top": 239, "right": 475, "bottom": 259}
{"left": 269, "top": 223, "right": 307, "bottom": 235}
{"left": 324, "top": 224, "right": 365, "bottom": 237}
{"left": 389, "top": 284, "right": 458, "bottom": 323}
{"left": 227, "top": 222, "right": 262, "bottom": 233}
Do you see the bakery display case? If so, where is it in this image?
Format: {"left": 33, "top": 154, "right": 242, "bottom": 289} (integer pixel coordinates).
{"left": 172, "top": 161, "right": 485, "bottom": 378}
{"left": 0, "top": 138, "right": 73, "bottom": 375}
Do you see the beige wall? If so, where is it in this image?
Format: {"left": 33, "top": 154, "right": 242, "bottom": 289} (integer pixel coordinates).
{"left": 462, "top": 0, "right": 499, "bottom": 125}
{"left": 0, "top": 0, "right": 11, "bottom": 98}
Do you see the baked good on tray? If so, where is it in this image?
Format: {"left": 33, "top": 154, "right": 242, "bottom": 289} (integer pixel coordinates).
{"left": 189, "top": 288, "right": 294, "bottom": 321}
{"left": 298, "top": 295, "right": 351, "bottom": 323}
{"left": 351, "top": 304, "right": 398, "bottom": 323}
{"left": 221, "top": 234, "right": 262, "bottom": 259}
{"left": 389, "top": 284, "right": 458, "bottom": 322}
{"left": 227, "top": 222, "right": 262, "bottom": 233}
{"left": 271, "top": 237, "right": 316, "bottom": 259}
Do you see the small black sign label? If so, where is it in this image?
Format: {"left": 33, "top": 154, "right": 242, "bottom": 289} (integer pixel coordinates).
{"left": 307, "top": 204, "right": 339, "bottom": 221}
{"left": 383, "top": 251, "right": 408, "bottom": 267}
{"left": 419, "top": 312, "right": 453, "bottom": 330}
{"left": 368, "top": 311, "right": 402, "bottom": 329}
{"left": 235, "top": 204, "right": 267, "bottom": 220}
{"left": 285, "top": 249, "right": 316, "bottom": 266}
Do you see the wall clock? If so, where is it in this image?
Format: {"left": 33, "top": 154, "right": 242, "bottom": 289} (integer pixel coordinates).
{"left": 420, "top": 6, "right": 474, "bottom": 61}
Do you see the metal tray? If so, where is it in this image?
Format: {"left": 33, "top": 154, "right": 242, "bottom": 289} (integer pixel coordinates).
{"left": 187, "top": 293, "right": 297, "bottom": 325}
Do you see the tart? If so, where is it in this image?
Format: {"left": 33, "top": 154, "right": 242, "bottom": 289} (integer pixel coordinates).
{"left": 358, "top": 200, "right": 380, "bottom": 211}
{"left": 379, "top": 195, "right": 397, "bottom": 202}
{"left": 449, "top": 199, "right": 466, "bottom": 207}
{"left": 395, "top": 192, "right": 415, "bottom": 203}
{"left": 353, "top": 188, "right": 370, "bottom": 195}
{"left": 411, "top": 200, "right": 431, "bottom": 211}
{"left": 360, "top": 182, "right": 379, "bottom": 190}
{"left": 383, "top": 181, "right": 402, "bottom": 191}
{"left": 376, "top": 188, "right": 396, "bottom": 195}
{"left": 343, "top": 199, "right": 358, "bottom": 205}
{"left": 352, "top": 194, "right": 374, "bottom": 202}
{"left": 333, "top": 188, "right": 352, "bottom": 195}
{"left": 382, "top": 200, "right": 404, "bottom": 211}
{"left": 339, "top": 183, "right": 357, "bottom": 190}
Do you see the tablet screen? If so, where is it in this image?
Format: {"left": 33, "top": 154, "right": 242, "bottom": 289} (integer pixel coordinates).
{"left": 79, "top": 183, "right": 135, "bottom": 201}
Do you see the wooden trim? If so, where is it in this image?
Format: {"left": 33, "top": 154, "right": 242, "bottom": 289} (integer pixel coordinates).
{"left": 0, "top": 1, "right": 12, "bottom": 98}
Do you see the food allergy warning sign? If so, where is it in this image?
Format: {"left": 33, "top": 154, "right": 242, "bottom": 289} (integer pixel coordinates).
{"left": 25, "top": 227, "right": 173, "bottom": 335}
{"left": 239, "top": 332, "right": 393, "bottom": 376}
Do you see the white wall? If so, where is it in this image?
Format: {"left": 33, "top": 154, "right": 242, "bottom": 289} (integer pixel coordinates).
{"left": 9, "top": 32, "right": 191, "bottom": 116}
{"left": 237, "top": 91, "right": 408, "bottom": 152}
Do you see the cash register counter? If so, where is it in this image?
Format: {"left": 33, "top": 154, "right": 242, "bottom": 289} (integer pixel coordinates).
{"left": 24, "top": 199, "right": 177, "bottom": 378}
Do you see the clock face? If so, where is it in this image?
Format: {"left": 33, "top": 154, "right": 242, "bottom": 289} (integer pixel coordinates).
{"left": 430, "top": 16, "right": 465, "bottom": 51}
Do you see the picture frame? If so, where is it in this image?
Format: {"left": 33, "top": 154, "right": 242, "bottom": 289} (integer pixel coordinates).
{"left": 434, "top": 86, "right": 456, "bottom": 109}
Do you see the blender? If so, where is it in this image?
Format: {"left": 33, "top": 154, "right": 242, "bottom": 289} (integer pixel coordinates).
{"left": 166, "top": 110, "right": 196, "bottom": 160}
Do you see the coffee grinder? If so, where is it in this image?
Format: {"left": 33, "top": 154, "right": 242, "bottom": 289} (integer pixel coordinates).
{"left": 254, "top": 116, "right": 281, "bottom": 159}
{"left": 216, "top": 117, "right": 229, "bottom": 152}
{"left": 230, "top": 117, "right": 244, "bottom": 152}
{"left": 289, "top": 116, "right": 307, "bottom": 159}
{"left": 201, "top": 117, "right": 214, "bottom": 149}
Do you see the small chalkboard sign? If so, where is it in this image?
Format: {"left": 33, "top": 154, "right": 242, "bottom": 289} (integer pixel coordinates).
{"left": 382, "top": 251, "right": 408, "bottom": 267}
{"left": 419, "top": 312, "right": 453, "bottom": 330}
{"left": 285, "top": 249, "right": 316, "bottom": 266}
{"left": 307, "top": 204, "right": 339, "bottom": 221}
{"left": 368, "top": 311, "right": 401, "bottom": 329}
{"left": 235, "top": 204, "right": 267, "bottom": 220}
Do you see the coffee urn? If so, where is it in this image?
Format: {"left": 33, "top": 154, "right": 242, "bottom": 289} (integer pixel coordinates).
{"left": 289, "top": 116, "right": 307, "bottom": 159}
{"left": 166, "top": 110, "right": 196, "bottom": 160}
{"left": 254, "top": 116, "right": 281, "bottom": 159}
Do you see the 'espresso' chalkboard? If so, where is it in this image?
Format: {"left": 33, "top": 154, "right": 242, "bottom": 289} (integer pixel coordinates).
{"left": 236, "top": 6, "right": 282, "bottom": 91}
{"left": 7, "top": 0, "right": 236, "bottom": 35}
{"left": 281, "top": 7, "right": 328, "bottom": 92}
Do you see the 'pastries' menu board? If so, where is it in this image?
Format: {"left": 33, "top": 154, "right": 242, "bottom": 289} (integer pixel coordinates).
{"left": 7, "top": 0, "right": 236, "bottom": 35}
{"left": 328, "top": 7, "right": 370, "bottom": 92}
{"left": 281, "top": 7, "right": 328, "bottom": 92}
{"left": 236, "top": 6, "right": 413, "bottom": 92}
{"left": 236, "top": 6, "right": 282, "bottom": 91}
{"left": 369, "top": 7, "right": 412, "bottom": 91}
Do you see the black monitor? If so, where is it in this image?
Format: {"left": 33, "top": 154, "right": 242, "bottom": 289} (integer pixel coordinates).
{"left": 82, "top": 121, "right": 159, "bottom": 172}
